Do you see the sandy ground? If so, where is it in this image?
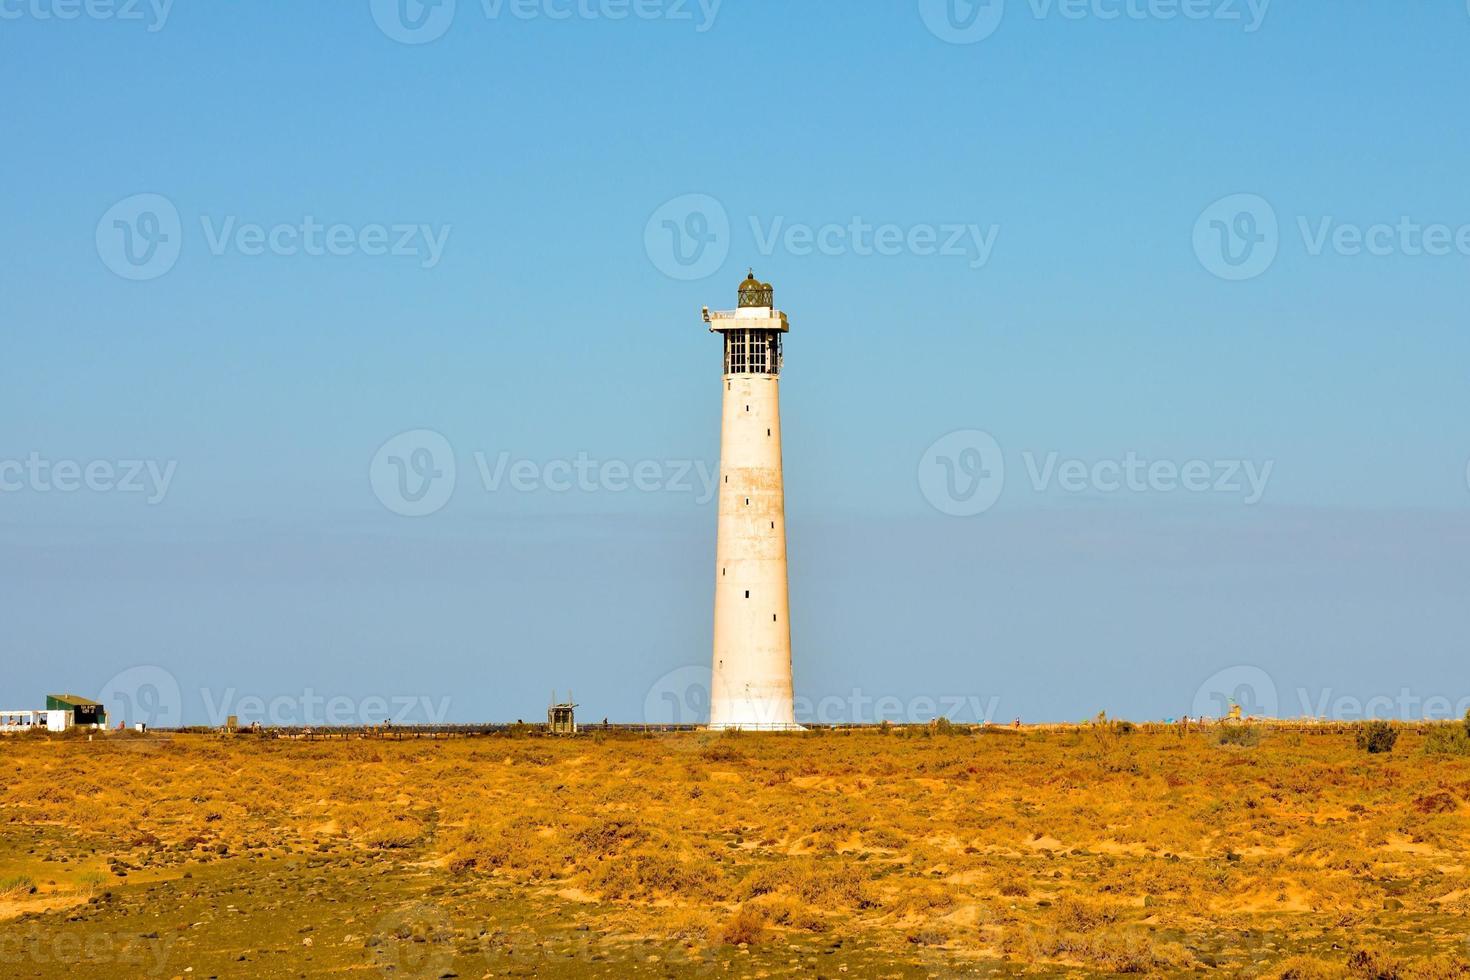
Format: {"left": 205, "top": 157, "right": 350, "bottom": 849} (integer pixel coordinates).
{"left": 3, "top": 725, "right": 1469, "bottom": 977}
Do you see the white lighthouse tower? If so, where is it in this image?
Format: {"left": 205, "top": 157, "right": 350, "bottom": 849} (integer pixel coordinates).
{"left": 702, "top": 272, "right": 800, "bottom": 730}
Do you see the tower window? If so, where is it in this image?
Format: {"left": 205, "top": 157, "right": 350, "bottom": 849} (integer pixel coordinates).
{"left": 723, "top": 328, "right": 781, "bottom": 376}
{"left": 744, "top": 590, "right": 750, "bottom": 598}
{"left": 773, "top": 614, "right": 777, "bottom": 622}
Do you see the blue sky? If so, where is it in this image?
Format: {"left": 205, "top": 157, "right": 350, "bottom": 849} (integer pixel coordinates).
{"left": 2, "top": 1, "right": 1468, "bottom": 725}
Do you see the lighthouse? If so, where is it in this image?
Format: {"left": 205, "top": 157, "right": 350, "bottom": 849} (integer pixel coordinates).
{"left": 702, "top": 272, "right": 800, "bottom": 730}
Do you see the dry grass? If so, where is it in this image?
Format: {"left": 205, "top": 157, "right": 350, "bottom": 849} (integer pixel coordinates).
{"left": 3, "top": 726, "right": 1470, "bottom": 974}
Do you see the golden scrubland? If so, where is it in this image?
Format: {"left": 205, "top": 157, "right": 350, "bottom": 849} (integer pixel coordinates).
{"left": 3, "top": 724, "right": 1470, "bottom": 977}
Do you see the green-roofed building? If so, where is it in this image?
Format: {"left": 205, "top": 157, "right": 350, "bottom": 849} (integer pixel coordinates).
{"left": 46, "top": 694, "right": 107, "bottom": 729}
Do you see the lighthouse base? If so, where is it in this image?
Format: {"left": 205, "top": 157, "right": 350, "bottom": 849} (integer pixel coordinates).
{"left": 707, "top": 721, "right": 808, "bottom": 732}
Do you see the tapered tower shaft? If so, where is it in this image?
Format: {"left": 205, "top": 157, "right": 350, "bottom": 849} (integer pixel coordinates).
{"left": 703, "top": 273, "right": 798, "bottom": 730}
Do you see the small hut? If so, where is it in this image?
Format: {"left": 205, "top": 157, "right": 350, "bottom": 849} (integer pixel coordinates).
{"left": 547, "top": 692, "right": 578, "bottom": 735}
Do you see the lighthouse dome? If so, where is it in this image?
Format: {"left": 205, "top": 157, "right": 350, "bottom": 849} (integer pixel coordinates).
{"left": 737, "top": 271, "right": 774, "bottom": 308}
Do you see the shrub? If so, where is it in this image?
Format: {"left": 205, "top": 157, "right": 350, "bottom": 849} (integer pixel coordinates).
{"left": 1274, "top": 957, "right": 1341, "bottom": 979}
{"left": 1216, "top": 724, "right": 1262, "bottom": 748}
{"left": 588, "top": 851, "right": 722, "bottom": 901}
{"left": 0, "top": 875, "right": 36, "bottom": 897}
{"left": 1346, "top": 944, "right": 1401, "bottom": 978}
{"left": 1356, "top": 722, "right": 1399, "bottom": 755}
{"left": 720, "top": 904, "right": 767, "bottom": 946}
{"left": 1051, "top": 896, "right": 1122, "bottom": 932}
{"left": 1423, "top": 725, "right": 1470, "bottom": 757}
